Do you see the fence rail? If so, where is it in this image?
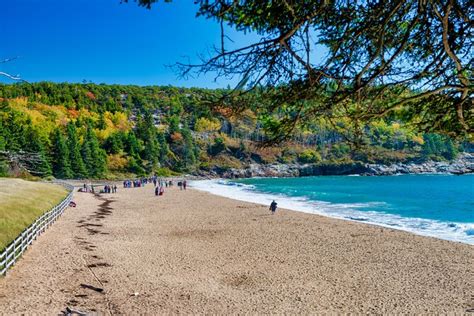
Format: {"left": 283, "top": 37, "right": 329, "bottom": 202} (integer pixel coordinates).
{"left": 0, "top": 181, "right": 74, "bottom": 275}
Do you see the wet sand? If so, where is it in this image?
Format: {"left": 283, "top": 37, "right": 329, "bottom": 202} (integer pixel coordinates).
{"left": 0, "top": 184, "right": 473, "bottom": 314}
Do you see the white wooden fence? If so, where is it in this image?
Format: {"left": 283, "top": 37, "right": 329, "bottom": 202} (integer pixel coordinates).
{"left": 0, "top": 182, "right": 74, "bottom": 275}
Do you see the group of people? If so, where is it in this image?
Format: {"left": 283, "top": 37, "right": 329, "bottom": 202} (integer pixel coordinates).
{"left": 102, "top": 184, "right": 117, "bottom": 193}
{"left": 153, "top": 178, "right": 190, "bottom": 197}
{"left": 84, "top": 176, "right": 279, "bottom": 215}
{"left": 120, "top": 175, "right": 189, "bottom": 198}
{"left": 153, "top": 178, "right": 174, "bottom": 196}
{"left": 177, "top": 180, "right": 187, "bottom": 190}
{"left": 81, "top": 175, "right": 193, "bottom": 199}
{"left": 153, "top": 177, "right": 172, "bottom": 188}
{"left": 80, "top": 183, "right": 93, "bottom": 193}
{"left": 123, "top": 179, "right": 148, "bottom": 188}
{"left": 80, "top": 183, "right": 117, "bottom": 194}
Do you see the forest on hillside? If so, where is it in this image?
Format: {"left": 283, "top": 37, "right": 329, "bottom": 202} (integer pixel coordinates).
{"left": 0, "top": 82, "right": 469, "bottom": 179}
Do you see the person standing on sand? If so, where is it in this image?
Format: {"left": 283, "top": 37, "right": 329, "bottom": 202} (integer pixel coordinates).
{"left": 183, "top": 180, "right": 187, "bottom": 190}
{"left": 269, "top": 200, "right": 278, "bottom": 214}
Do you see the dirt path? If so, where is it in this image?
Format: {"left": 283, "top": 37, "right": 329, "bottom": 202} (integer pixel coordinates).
{"left": 0, "top": 184, "right": 473, "bottom": 314}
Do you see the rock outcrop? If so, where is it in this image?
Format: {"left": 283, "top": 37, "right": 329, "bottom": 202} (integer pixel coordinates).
{"left": 198, "top": 153, "right": 474, "bottom": 178}
{"left": 363, "top": 153, "right": 474, "bottom": 176}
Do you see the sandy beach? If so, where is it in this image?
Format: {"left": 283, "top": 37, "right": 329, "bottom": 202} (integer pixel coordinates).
{"left": 0, "top": 183, "right": 472, "bottom": 314}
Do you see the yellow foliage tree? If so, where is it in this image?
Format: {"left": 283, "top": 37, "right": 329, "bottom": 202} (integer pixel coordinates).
{"left": 194, "top": 117, "right": 221, "bottom": 133}
{"left": 107, "top": 154, "right": 129, "bottom": 171}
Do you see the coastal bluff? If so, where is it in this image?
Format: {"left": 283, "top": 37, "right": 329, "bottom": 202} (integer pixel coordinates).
{"left": 201, "top": 153, "right": 474, "bottom": 178}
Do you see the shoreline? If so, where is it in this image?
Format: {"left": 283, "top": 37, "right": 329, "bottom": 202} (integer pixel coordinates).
{"left": 190, "top": 177, "right": 474, "bottom": 245}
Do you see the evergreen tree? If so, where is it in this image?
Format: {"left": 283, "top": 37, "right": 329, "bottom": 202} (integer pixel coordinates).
{"left": 125, "top": 131, "right": 142, "bottom": 159}
{"left": 104, "top": 132, "right": 124, "bottom": 154}
{"left": 127, "top": 156, "right": 145, "bottom": 175}
{"left": 157, "top": 131, "right": 169, "bottom": 164}
{"left": 181, "top": 123, "right": 196, "bottom": 169}
{"left": 422, "top": 134, "right": 435, "bottom": 158}
{"left": 81, "top": 133, "right": 93, "bottom": 175}
{"left": 443, "top": 138, "right": 458, "bottom": 160}
{"left": 431, "top": 134, "right": 445, "bottom": 156}
{"left": 0, "top": 100, "right": 8, "bottom": 153}
{"left": 25, "top": 127, "right": 52, "bottom": 177}
{"left": 67, "top": 122, "right": 87, "bottom": 178}
{"left": 82, "top": 125, "right": 107, "bottom": 178}
{"left": 51, "top": 128, "right": 73, "bottom": 178}
{"left": 136, "top": 111, "right": 160, "bottom": 171}
{"left": 2, "top": 109, "right": 28, "bottom": 153}
{"left": 124, "top": 131, "right": 145, "bottom": 174}
{"left": 167, "top": 115, "right": 180, "bottom": 138}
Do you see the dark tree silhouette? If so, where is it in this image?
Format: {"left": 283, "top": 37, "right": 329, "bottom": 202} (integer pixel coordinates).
{"left": 129, "top": 0, "right": 472, "bottom": 141}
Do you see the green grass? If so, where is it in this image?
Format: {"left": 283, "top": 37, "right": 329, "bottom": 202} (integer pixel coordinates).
{"left": 0, "top": 178, "right": 68, "bottom": 251}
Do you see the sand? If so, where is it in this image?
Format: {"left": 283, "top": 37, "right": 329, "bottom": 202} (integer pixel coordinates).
{"left": 0, "top": 183, "right": 473, "bottom": 314}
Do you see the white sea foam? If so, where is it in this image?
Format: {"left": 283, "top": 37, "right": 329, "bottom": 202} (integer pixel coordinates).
{"left": 191, "top": 179, "right": 474, "bottom": 245}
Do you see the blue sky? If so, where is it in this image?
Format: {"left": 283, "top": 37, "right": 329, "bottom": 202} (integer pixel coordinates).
{"left": 0, "top": 0, "right": 256, "bottom": 87}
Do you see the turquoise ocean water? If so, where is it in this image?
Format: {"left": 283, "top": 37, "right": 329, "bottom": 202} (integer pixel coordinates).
{"left": 192, "top": 174, "right": 474, "bottom": 244}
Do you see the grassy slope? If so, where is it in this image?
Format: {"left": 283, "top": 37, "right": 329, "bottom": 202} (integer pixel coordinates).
{"left": 0, "top": 179, "right": 68, "bottom": 250}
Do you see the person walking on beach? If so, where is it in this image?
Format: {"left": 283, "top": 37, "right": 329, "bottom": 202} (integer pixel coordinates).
{"left": 269, "top": 200, "right": 278, "bottom": 214}
{"left": 183, "top": 180, "right": 187, "bottom": 190}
